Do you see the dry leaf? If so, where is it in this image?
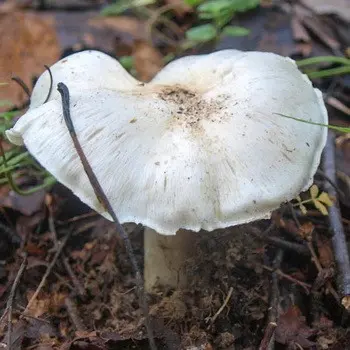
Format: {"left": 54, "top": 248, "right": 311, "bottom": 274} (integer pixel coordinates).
{"left": 299, "top": 222, "right": 314, "bottom": 241}
{"left": 132, "top": 40, "right": 164, "bottom": 81}
{"left": 26, "top": 291, "right": 67, "bottom": 318}
{"left": 291, "top": 17, "right": 310, "bottom": 42}
{"left": 325, "top": 97, "right": 350, "bottom": 116}
{"left": 295, "top": 42, "right": 312, "bottom": 57}
{"left": 302, "top": 16, "right": 341, "bottom": 53}
{"left": 0, "top": 11, "right": 60, "bottom": 110}
{"left": 317, "top": 239, "right": 334, "bottom": 269}
{"left": 300, "top": 0, "right": 350, "bottom": 22}
{"left": 275, "top": 305, "right": 316, "bottom": 348}
{"left": 88, "top": 15, "right": 148, "bottom": 44}
{"left": 0, "top": 0, "right": 31, "bottom": 13}
{"left": 165, "top": 0, "right": 193, "bottom": 18}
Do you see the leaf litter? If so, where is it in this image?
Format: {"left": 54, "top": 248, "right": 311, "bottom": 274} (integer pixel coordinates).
{"left": 0, "top": 1, "right": 350, "bottom": 349}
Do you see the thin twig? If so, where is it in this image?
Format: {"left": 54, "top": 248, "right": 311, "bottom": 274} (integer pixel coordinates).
{"left": 288, "top": 202, "right": 301, "bottom": 228}
{"left": 263, "top": 250, "right": 284, "bottom": 350}
{"left": 46, "top": 196, "right": 58, "bottom": 246}
{"left": 322, "top": 131, "right": 350, "bottom": 310}
{"left": 57, "top": 83, "right": 157, "bottom": 350}
{"left": 262, "top": 265, "right": 311, "bottom": 294}
{"left": 259, "top": 322, "right": 277, "bottom": 350}
{"left": 62, "top": 257, "right": 86, "bottom": 297}
{"left": 43, "top": 65, "right": 53, "bottom": 104}
{"left": 316, "top": 169, "right": 345, "bottom": 200}
{"left": 210, "top": 287, "right": 233, "bottom": 325}
{"left": 23, "top": 232, "right": 72, "bottom": 315}
{"left": 6, "top": 254, "right": 27, "bottom": 350}
{"left": 249, "top": 227, "right": 310, "bottom": 256}
{"left": 64, "top": 297, "right": 86, "bottom": 332}
{"left": 144, "top": 4, "right": 184, "bottom": 44}
{"left": 307, "top": 240, "right": 340, "bottom": 303}
{"left": 11, "top": 76, "right": 30, "bottom": 98}
{"left": 56, "top": 212, "right": 97, "bottom": 225}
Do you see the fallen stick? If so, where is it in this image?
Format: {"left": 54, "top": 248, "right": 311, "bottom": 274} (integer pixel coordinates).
{"left": 57, "top": 83, "right": 157, "bottom": 350}
{"left": 65, "top": 297, "right": 86, "bottom": 332}
{"left": 209, "top": 287, "right": 233, "bottom": 325}
{"left": 249, "top": 227, "right": 310, "bottom": 256}
{"left": 4, "top": 254, "right": 27, "bottom": 350}
{"left": 322, "top": 131, "right": 350, "bottom": 310}
{"left": 260, "top": 250, "right": 283, "bottom": 350}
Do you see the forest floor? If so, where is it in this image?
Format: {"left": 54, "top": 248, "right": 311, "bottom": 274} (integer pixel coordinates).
{"left": 0, "top": 0, "right": 350, "bottom": 349}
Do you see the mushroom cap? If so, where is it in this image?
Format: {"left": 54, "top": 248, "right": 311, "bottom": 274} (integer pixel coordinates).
{"left": 6, "top": 50, "right": 328, "bottom": 234}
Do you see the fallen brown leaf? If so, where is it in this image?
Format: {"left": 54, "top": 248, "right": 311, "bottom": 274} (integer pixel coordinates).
{"left": 0, "top": 0, "right": 31, "bottom": 13}
{"left": 165, "top": 0, "right": 193, "bottom": 18}
{"left": 302, "top": 16, "right": 341, "bottom": 53}
{"left": 299, "top": 222, "right": 314, "bottom": 241}
{"left": 325, "top": 97, "right": 350, "bottom": 116}
{"left": 25, "top": 291, "right": 67, "bottom": 318}
{"left": 300, "top": 0, "right": 350, "bottom": 22}
{"left": 88, "top": 15, "right": 147, "bottom": 44}
{"left": 0, "top": 11, "right": 60, "bottom": 110}
{"left": 317, "top": 238, "right": 334, "bottom": 269}
{"left": 16, "top": 210, "right": 45, "bottom": 240}
{"left": 132, "top": 40, "right": 164, "bottom": 81}
{"left": 2, "top": 318, "right": 57, "bottom": 350}
{"left": 275, "top": 305, "right": 316, "bottom": 348}
{"left": 295, "top": 42, "right": 313, "bottom": 56}
{"left": 291, "top": 17, "right": 310, "bottom": 42}
{"left": 257, "top": 32, "right": 296, "bottom": 56}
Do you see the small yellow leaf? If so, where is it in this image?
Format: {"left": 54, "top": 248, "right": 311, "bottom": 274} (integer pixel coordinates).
{"left": 300, "top": 203, "right": 307, "bottom": 215}
{"left": 310, "top": 184, "right": 319, "bottom": 199}
{"left": 317, "top": 192, "right": 333, "bottom": 207}
{"left": 313, "top": 200, "right": 328, "bottom": 215}
{"left": 296, "top": 195, "right": 302, "bottom": 203}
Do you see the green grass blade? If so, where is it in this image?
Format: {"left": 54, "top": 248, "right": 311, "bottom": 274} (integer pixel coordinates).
{"left": 297, "top": 56, "right": 350, "bottom": 67}
{"left": 306, "top": 66, "right": 350, "bottom": 79}
{"left": 274, "top": 113, "right": 350, "bottom": 133}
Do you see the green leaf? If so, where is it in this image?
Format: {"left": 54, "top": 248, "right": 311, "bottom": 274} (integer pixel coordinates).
{"left": 222, "top": 25, "right": 250, "bottom": 37}
{"left": 101, "top": 0, "right": 156, "bottom": 16}
{"left": 163, "top": 53, "right": 175, "bottom": 64}
{"left": 198, "top": 0, "right": 232, "bottom": 15}
{"left": 185, "top": 24, "right": 218, "bottom": 42}
{"left": 119, "top": 56, "right": 134, "bottom": 70}
{"left": 184, "top": 0, "right": 204, "bottom": 6}
{"left": 0, "top": 110, "right": 18, "bottom": 121}
{"left": 198, "top": 0, "right": 258, "bottom": 15}
{"left": 232, "top": 0, "right": 260, "bottom": 12}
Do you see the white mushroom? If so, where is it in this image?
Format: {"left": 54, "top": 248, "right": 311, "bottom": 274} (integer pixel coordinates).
{"left": 6, "top": 49, "right": 328, "bottom": 291}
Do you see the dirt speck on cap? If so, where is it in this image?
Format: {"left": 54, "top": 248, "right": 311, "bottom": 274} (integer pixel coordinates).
{"left": 158, "top": 86, "right": 229, "bottom": 133}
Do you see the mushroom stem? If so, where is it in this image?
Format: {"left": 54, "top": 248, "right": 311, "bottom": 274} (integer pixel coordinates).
{"left": 144, "top": 228, "right": 198, "bottom": 291}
